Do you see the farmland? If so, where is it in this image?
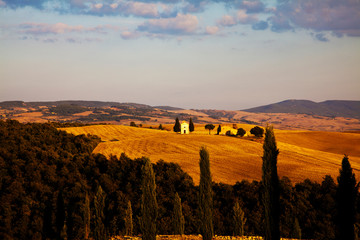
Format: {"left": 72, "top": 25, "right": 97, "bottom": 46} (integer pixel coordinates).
{"left": 63, "top": 124, "right": 360, "bottom": 185}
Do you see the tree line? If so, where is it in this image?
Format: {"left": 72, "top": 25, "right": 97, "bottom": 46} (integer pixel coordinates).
{"left": 0, "top": 120, "right": 359, "bottom": 240}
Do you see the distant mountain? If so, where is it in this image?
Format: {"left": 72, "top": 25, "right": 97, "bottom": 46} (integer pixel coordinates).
{"left": 242, "top": 100, "right": 360, "bottom": 119}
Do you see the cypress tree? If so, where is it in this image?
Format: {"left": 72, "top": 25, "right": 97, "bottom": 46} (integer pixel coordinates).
{"left": 262, "top": 126, "right": 280, "bottom": 240}
{"left": 291, "top": 218, "right": 301, "bottom": 240}
{"left": 336, "top": 155, "right": 357, "bottom": 240}
{"left": 189, "top": 118, "right": 195, "bottom": 132}
{"left": 173, "top": 118, "right": 181, "bottom": 133}
{"left": 217, "top": 125, "right": 221, "bottom": 135}
{"left": 233, "top": 200, "right": 246, "bottom": 236}
{"left": 83, "top": 193, "right": 90, "bottom": 240}
{"left": 56, "top": 191, "right": 66, "bottom": 240}
{"left": 125, "top": 200, "right": 133, "bottom": 236}
{"left": 199, "top": 147, "right": 213, "bottom": 240}
{"left": 139, "top": 158, "right": 158, "bottom": 240}
{"left": 94, "top": 185, "right": 106, "bottom": 240}
{"left": 173, "top": 192, "right": 185, "bottom": 235}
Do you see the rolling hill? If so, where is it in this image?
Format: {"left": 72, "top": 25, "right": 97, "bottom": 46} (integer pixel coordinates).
{"left": 242, "top": 99, "right": 360, "bottom": 119}
{"left": 2, "top": 100, "right": 360, "bottom": 131}
{"left": 62, "top": 124, "right": 360, "bottom": 185}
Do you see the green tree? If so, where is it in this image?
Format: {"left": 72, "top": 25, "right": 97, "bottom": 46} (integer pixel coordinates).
{"left": 139, "top": 158, "right": 158, "bottom": 240}
{"left": 250, "top": 126, "right": 264, "bottom": 137}
{"left": 94, "top": 185, "right": 106, "bottom": 240}
{"left": 83, "top": 193, "right": 90, "bottom": 240}
{"left": 336, "top": 155, "right": 357, "bottom": 240}
{"left": 233, "top": 200, "right": 246, "bottom": 236}
{"left": 125, "top": 200, "right": 133, "bottom": 236}
{"left": 158, "top": 124, "right": 163, "bottom": 130}
{"left": 217, "top": 125, "right": 221, "bottom": 135}
{"left": 199, "top": 147, "right": 213, "bottom": 240}
{"left": 237, "top": 128, "right": 246, "bottom": 137}
{"left": 205, "top": 124, "right": 215, "bottom": 135}
{"left": 189, "top": 118, "right": 195, "bottom": 132}
{"left": 173, "top": 192, "right": 185, "bottom": 235}
{"left": 173, "top": 118, "right": 181, "bottom": 133}
{"left": 262, "top": 126, "right": 280, "bottom": 240}
{"left": 130, "top": 122, "right": 137, "bottom": 127}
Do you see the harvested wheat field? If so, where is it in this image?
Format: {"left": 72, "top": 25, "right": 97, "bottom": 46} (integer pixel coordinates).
{"left": 63, "top": 124, "right": 360, "bottom": 185}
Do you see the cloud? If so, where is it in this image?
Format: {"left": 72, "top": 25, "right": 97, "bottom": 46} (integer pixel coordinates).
{"left": 314, "top": 33, "right": 329, "bottom": 42}
{"left": 252, "top": 20, "right": 268, "bottom": 30}
{"left": 137, "top": 13, "right": 198, "bottom": 35}
{"left": 2, "top": 0, "right": 48, "bottom": 9}
{"left": 205, "top": 26, "right": 219, "bottom": 35}
{"left": 19, "top": 23, "right": 84, "bottom": 35}
{"left": 18, "top": 22, "right": 118, "bottom": 36}
{"left": 218, "top": 9, "right": 258, "bottom": 27}
{"left": 121, "top": 30, "right": 141, "bottom": 39}
{"left": 269, "top": 0, "right": 360, "bottom": 37}
{"left": 218, "top": 15, "right": 237, "bottom": 27}
{"left": 236, "top": 9, "right": 257, "bottom": 24}
{"left": 0, "top": 0, "right": 6, "bottom": 7}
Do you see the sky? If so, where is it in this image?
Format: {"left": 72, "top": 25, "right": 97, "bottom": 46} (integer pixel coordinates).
{"left": 0, "top": 0, "right": 359, "bottom": 110}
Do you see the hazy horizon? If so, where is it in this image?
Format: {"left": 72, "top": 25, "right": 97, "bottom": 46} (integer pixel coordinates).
{"left": 1, "top": 0, "right": 360, "bottom": 110}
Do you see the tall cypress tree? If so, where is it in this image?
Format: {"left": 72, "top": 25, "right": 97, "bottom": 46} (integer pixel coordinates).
{"left": 83, "top": 193, "right": 90, "bottom": 240}
{"left": 173, "top": 192, "right": 185, "bottom": 235}
{"left": 262, "top": 126, "right": 280, "bottom": 240}
{"left": 56, "top": 191, "right": 66, "bottom": 240}
{"left": 173, "top": 118, "right": 181, "bottom": 133}
{"left": 233, "top": 200, "right": 246, "bottom": 236}
{"left": 336, "top": 155, "right": 357, "bottom": 240}
{"left": 189, "top": 118, "right": 195, "bottom": 132}
{"left": 199, "top": 147, "right": 213, "bottom": 240}
{"left": 94, "top": 185, "right": 106, "bottom": 240}
{"left": 139, "top": 158, "right": 158, "bottom": 240}
{"left": 125, "top": 200, "right": 133, "bottom": 236}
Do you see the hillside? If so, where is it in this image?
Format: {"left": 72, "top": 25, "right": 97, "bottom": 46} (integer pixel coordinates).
{"left": 242, "top": 99, "right": 360, "bottom": 119}
{"left": 63, "top": 124, "right": 360, "bottom": 185}
{"left": 2, "top": 100, "right": 360, "bottom": 131}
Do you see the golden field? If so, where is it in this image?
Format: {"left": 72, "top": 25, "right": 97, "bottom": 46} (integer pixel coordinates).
{"left": 63, "top": 124, "right": 360, "bottom": 185}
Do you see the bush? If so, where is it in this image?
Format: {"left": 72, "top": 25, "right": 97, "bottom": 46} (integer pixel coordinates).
{"left": 250, "top": 126, "right": 264, "bottom": 137}
{"left": 237, "top": 128, "right": 246, "bottom": 137}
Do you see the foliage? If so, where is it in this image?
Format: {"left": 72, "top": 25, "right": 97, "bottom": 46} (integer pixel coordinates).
{"left": 262, "top": 126, "right": 280, "bottom": 240}
{"left": 233, "top": 200, "right": 246, "bottom": 236}
{"left": 237, "top": 128, "right": 246, "bottom": 137}
{"left": 130, "top": 122, "right": 137, "bottom": 127}
{"left": 173, "top": 192, "right": 185, "bottom": 235}
{"left": 139, "top": 158, "right": 158, "bottom": 240}
{"left": 173, "top": 118, "right": 181, "bottom": 133}
{"left": 94, "top": 186, "right": 106, "bottom": 240}
{"left": 125, "top": 201, "right": 133, "bottom": 236}
{"left": 205, "top": 124, "right": 215, "bottom": 135}
{"left": 336, "top": 155, "right": 357, "bottom": 240}
{"left": 0, "top": 120, "right": 359, "bottom": 240}
{"left": 158, "top": 124, "right": 163, "bottom": 130}
{"left": 199, "top": 147, "right": 214, "bottom": 240}
{"left": 250, "top": 126, "right": 264, "bottom": 137}
{"left": 189, "top": 118, "right": 194, "bottom": 132}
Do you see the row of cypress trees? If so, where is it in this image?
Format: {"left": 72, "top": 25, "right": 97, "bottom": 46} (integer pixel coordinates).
{"left": 105, "top": 125, "right": 357, "bottom": 240}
